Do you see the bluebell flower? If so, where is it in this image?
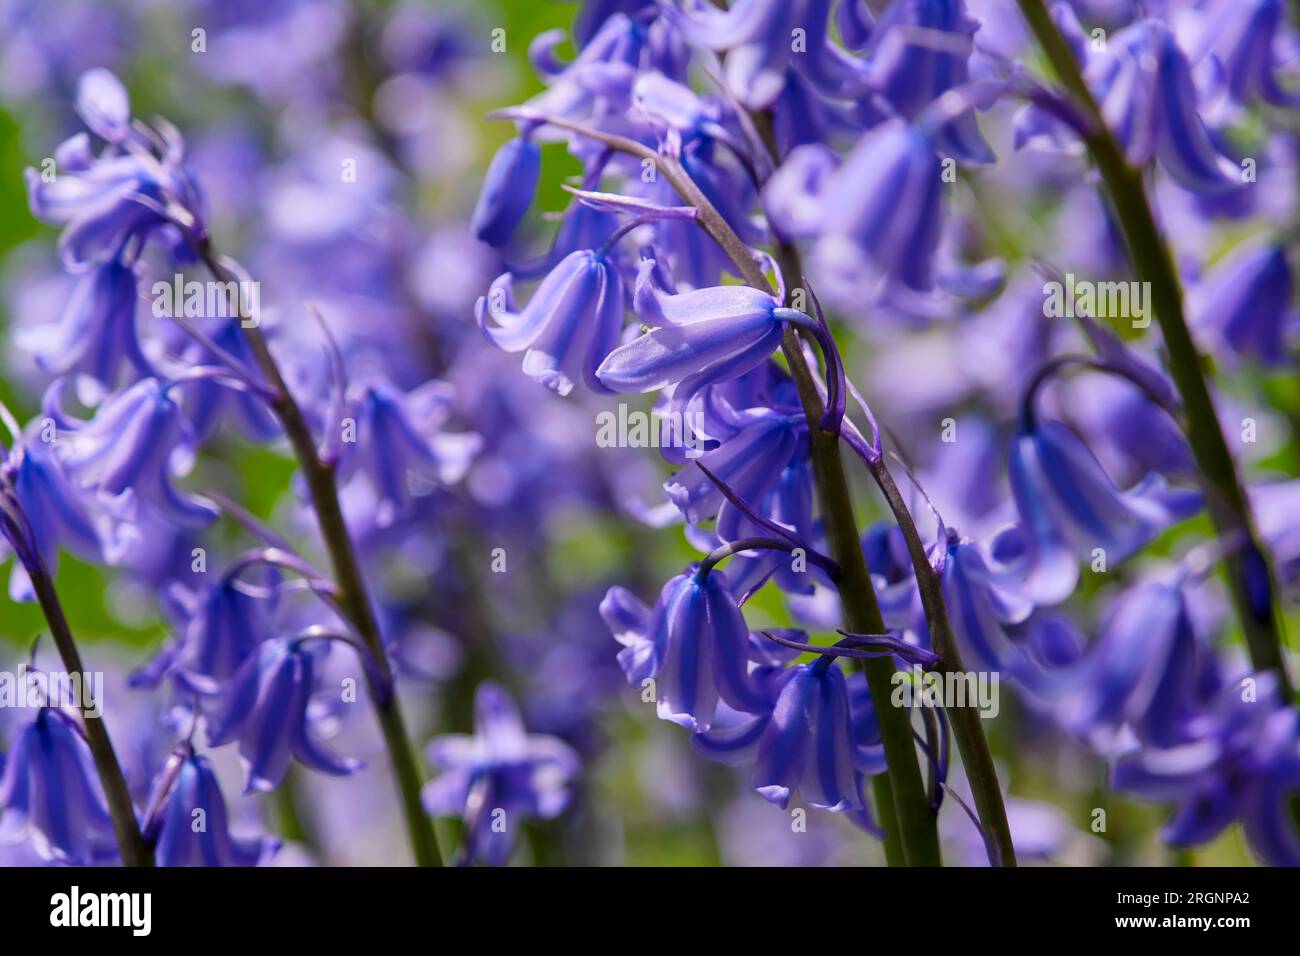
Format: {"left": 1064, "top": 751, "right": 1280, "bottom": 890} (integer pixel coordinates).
{"left": 527, "top": 12, "right": 648, "bottom": 120}
{"left": 940, "top": 532, "right": 1034, "bottom": 675}
{"left": 143, "top": 748, "right": 279, "bottom": 867}
{"left": 1, "top": 418, "right": 131, "bottom": 602}
{"left": 859, "top": 0, "right": 994, "bottom": 164}
{"left": 770, "top": 72, "right": 839, "bottom": 155}
{"left": 180, "top": 318, "right": 280, "bottom": 443}
{"left": 53, "top": 378, "right": 219, "bottom": 529}
{"left": 1191, "top": 243, "right": 1292, "bottom": 366}
{"left": 600, "top": 569, "right": 772, "bottom": 731}
{"left": 1084, "top": 18, "right": 1241, "bottom": 194}
{"left": 1060, "top": 579, "right": 1205, "bottom": 749}
{"left": 765, "top": 120, "right": 945, "bottom": 297}
{"left": 720, "top": 456, "right": 821, "bottom": 597}
{"left": 1084, "top": 376, "right": 1195, "bottom": 481}
{"left": 0, "top": 708, "right": 120, "bottom": 865}
{"left": 206, "top": 638, "right": 364, "bottom": 793}
{"left": 665, "top": 407, "right": 804, "bottom": 540}
{"left": 666, "top": 0, "right": 808, "bottom": 108}
{"left": 600, "top": 585, "right": 660, "bottom": 686}
{"left": 145, "top": 574, "right": 273, "bottom": 695}
{"left": 471, "top": 135, "right": 541, "bottom": 247}
{"left": 75, "top": 68, "right": 132, "bottom": 142}
{"left": 477, "top": 249, "right": 625, "bottom": 396}
{"left": 844, "top": 670, "right": 887, "bottom": 776}
{"left": 15, "top": 258, "right": 150, "bottom": 391}
{"left": 692, "top": 659, "right": 884, "bottom": 813}
{"left": 25, "top": 70, "right": 206, "bottom": 269}
{"left": 336, "top": 378, "right": 481, "bottom": 526}
{"left": 596, "top": 260, "right": 800, "bottom": 403}
{"left": 1195, "top": 0, "right": 1298, "bottom": 109}
{"left": 1114, "top": 670, "right": 1300, "bottom": 864}
{"left": 422, "top": 682, "right": 580, "bottom": 866}
{"left": 862, "top": 522, "right": 924, "bottom": 630}
{"left": 634, "top": 117, "right": 765, "bottom": 289}
{"left": 1007, "top": 418, "right": 1201, "bottom": 603}
{"left": 505, "top": 197, "right": 623, "bottom": 282}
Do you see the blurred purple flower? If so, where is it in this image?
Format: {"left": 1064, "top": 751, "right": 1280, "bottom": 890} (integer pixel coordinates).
{"left": 422, "top": 682, "right": 580, "bottom": 866}
{"left": 859, "top": 0, "right": 994, "bottom": 164}
{"left": 940, "top": 533, "right": 1034, "bottom": 674}
{"left": 765, "top": 120, "right": 945, "bottom": 297}
{"left": 139, "top": 573, "right": 274, "bottom": 695}
{"left": 1007, "top": 418, "right": 1201, "bottom": 603}
{"left": 1084, "top": 18, "right": 1241, "bottom": 193}
{"left": 1191, "top": 243, "right": 1293, "bottom": 365}
{"left": 143, "top": 748, "right": 280, "bottom": 867}
{"left": 52, "top": 378, "right": 218, "bottom": 529}
{"left": 336, "top": 378, "right": 480, "bottom": 527}
{"left": 15, "top": 258, "right": 150, "bottom": 391}
{"left": 1192, "top": 0, "right": 1298, "bottom": 110}
{"left": 0, "top": 708, "right": 119, "bottom": 865}
{"left": 1, "top": 417, "right": 131, "bottom": 602}
{"left": 25, "top": 69, "right": 206, "bottom": 269}
{"left": 1061, "top": 579, "right": 1204, "bottom": 748}
{"left": 1114, "top": 670, "right": 1300, "bottom": 864}
{"left": 207, "top": 638, "right": 363, "bottom": 793}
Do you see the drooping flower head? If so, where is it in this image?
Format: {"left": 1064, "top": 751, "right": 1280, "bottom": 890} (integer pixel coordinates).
{"left": 858, "top": 0, "right": 994, "bottom": 164}
{"left": 422, "top": 682, "right": 580, "bottom": 866}
{"left": 206, "top": 638, "right": 364, "bottom": 793}
{"left": 1081, "top": 16, "right": 1242, "bottom": 194}
{"left": 141, "top": 746, "right": 280, "bottom": 867}
{"left": 471, "top": 133, "right": 541, "bottom": 248}
{"left": 0, "top": 708, "right": 120, "bottom": 865}
{"left": 51, "top": 377, "right": 219, "bottom": 530}
{"left": 940, "top": 531, "right": 1034, "bottom": 675}
{"left": 0, "top": 414, "right": 133, "bottom": 602}
{"left": 596, "top": 259, "right": 802, "bottom": 407}
{"left": 600, "top": 568, "right": 773, "bottom": 731}
{"left": 1114, "top": 669, "right": 1300, "bottom": 865}
{"left": 1191, "top": 242, "right": 1293, "bottom": 366}
{"left": 1059, "top": 578, "right": 1206, "bottom": 750}
{"left": 335, "top": 378, "right": 481, "bottom": 526}
{"left": 136, "top": 569, "right": 275, "bottom": 695}
{"left": 25, "top": 69, "right": 206, "bottom": 269}
{"left": 1006, "top": 416, "right": 1201, "bottom": 603}
{"left": 693, "top": 657, "right": 882, "bottom": 815}
{"left": 765, "top": 120, "right": 946, "bottom": 299}
{"left": 477, "top": 248, "right": 626, "bottom": 397}
{"left": 15, "top": 257, "right": 152, "bottom": 394}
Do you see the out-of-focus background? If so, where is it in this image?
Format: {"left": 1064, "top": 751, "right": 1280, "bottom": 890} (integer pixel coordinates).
{"left": 0, "top": 0, "right": 1291, "bottom": 866}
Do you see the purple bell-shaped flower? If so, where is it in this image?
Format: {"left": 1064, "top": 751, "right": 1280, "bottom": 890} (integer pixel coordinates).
{"left": 142, "top": 746, "right": 280, "bottom": 867}
{"left": 477, "top": 249, "right": 626, "bottom": 397}
{"left": 422, "top": 682, "right": 580, "bottom": 866}
{"left": 0, "top": 708, "right": 121, "bottom": 865}
{"left": 206, "top": 638, "right": 364, "bottom": 793}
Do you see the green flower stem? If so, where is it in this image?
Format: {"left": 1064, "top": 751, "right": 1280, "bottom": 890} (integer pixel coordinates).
{"left": 197, "top": 246, "right": 443, "bottom": 867}
{"left": 27, "top": 552, "right": 153, "bottom": 866}
{"left": 1016, "top": 0, "right": 1292, "bottom": 696}
{"left": 493, "top": 109, "right": 943, "bottom": 865}
{"left": 751, "top": 103, "right": 1016, "bottom": 866}
{"left": 664, "top": 176, "right": 943, "bottom": 866}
